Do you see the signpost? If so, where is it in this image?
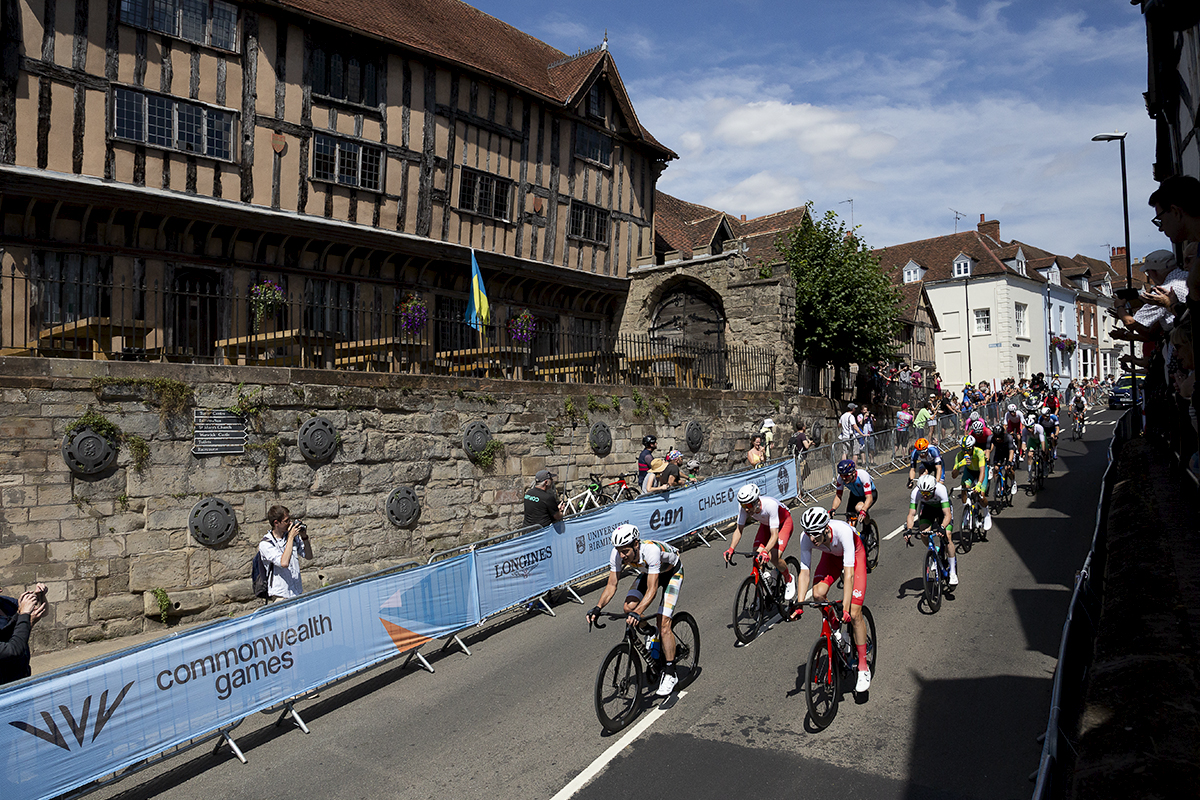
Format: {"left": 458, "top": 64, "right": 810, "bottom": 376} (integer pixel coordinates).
{"left": 192, "top": 410, "right": 248, "bottom": 455}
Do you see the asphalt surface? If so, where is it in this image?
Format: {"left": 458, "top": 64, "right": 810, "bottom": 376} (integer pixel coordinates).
{"left": 90, "top": 411, "right": 1118, "bottom": 800}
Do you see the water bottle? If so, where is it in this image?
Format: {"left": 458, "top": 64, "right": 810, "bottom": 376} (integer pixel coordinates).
{"left": 647, "top": 634, "right": 662, "bottom": 662}
{"left": 761, "top": 566, "right": 775, "bottom": 591}
{"left": 832, "top": 626, "right": 849, "bottom": 657}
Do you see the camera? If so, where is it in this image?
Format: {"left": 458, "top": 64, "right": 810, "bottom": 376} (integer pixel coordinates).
{"left": 297, "top": 521, "right": 307, "bottom": 534}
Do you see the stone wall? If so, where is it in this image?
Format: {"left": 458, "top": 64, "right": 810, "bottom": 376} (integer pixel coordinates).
{"left": 0, "top": 358, "right": 840, "bottom": 654}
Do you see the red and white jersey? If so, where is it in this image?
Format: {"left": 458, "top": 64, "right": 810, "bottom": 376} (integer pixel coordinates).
{"left": 737, "top": 496, "right": 788, "bottom": 529}
{"left": 798, "top": 520, "right": 858, "bottom": 571}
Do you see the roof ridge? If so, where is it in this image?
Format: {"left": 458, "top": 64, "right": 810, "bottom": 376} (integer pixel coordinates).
{"left": 548, "top": 43, "right": 605, "bottom": 70}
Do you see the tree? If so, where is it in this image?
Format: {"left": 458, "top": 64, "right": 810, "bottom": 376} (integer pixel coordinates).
{"left": 778, "top": 204, "right": 901, "bottom": 368}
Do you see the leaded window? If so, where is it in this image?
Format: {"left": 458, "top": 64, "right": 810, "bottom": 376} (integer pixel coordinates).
{"left": 312, "top": 133, "right": 383, "bottom": 191}
{"left": 112, "top": 87, "right": 236, "bottom": 160}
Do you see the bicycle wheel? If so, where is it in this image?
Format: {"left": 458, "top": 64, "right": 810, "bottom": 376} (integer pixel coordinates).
{"left": 594, "top": 641, "right": 643, "bottom": 734}
{"left": 732, "top": 576, "right": 762, "bottom": 644}
{"left": 860, "top": 606, "right": 878, "bottom": 682}
{"left": 957, "top": 506, "right": 973, "bottom": 554}
{"left": 923, "top": 550, "right": 942, "bottom": 613}
{"left": 670, "top": 611, "right": 701, "bottom": 689}
{"left": 804, "top": 636, "right": 840, "bottom": 730}
{"left": 863, "top": 520, "right": 879, "bottom": 573}
{"left": 597, "top": 490, "right": 614, "bottom": 506}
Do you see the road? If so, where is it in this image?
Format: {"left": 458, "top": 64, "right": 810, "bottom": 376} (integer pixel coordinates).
{"left": 93, "top": 411, "right": 1117, "bottom": 800}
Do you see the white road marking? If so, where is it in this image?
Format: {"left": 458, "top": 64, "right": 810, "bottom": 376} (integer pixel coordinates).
{"left": 884, "top": 524, "right": 906, "bottom": 540}
{"left": 550, "top": 691, "right": 688, "bottom": 800}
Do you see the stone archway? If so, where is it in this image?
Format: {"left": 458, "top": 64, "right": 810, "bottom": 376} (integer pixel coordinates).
{"left": 649, "top": 278, "right": 726, "bottom": 348}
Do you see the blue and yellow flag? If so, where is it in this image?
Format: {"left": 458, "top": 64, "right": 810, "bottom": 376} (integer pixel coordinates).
{"left": 466, "top": 250, "right": 490, "bottom": 331}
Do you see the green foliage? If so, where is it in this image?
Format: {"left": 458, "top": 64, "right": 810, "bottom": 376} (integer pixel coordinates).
{"left": 228, "top": 384, "right": 264, "bottom": 418}
{"left": 125, "top": 435, "right": 150, "bottom": 474}
{"left": 545, "top": 424, "right": 560, "bottom": 451}
{"left": 563, "top": 397, "right": 588, "bottom": 426}
{"left": 65, "top": 408, "right": 122, "bottom": 442}
{"left": 116, "top": 493, "right": 130, "bottom": 511}
{"left": 770, "top": 398, "right": 781, "bottom": 411}
{"left": 586, "top": 394, "right": 608, "bottom": 414}
{"left": 779, "top": 204, "right": 902, "bottom": 366}
{"left": 473, "top": 439, "right": 505, "bottom": 471}
{"left": 610, "top": 395, "right": 621, "bottom": 411}
{"left": 757, "top": 260, "right": 774, "bottom": 279}
{"left": 152, "top": 588, "right": 171, "bottom": 625}
{"left": 90, "top": 377, "right": 193, "bottom": 421}
{"left": 245, "top": 439, "right": 283, "bottom": 492}
{"left": 631, "top": 389, "right": 648, "bottom": 418}
{"left": 652, "top": 395, "right": 671, "bottom": 420}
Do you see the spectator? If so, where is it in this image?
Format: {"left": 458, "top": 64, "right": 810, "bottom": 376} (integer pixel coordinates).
{"left": 860, "top": 407, "right": 877, "bottom": 468}
{"left": 897, "top": 364, "right": 912, "bottom": 386}
{"left": 838, "top": 402, "right": 864, "bottom": 460}
{"left": 637, "top": 435, "right": 658, "bottom": 484}
{"left": 912, "top": 399, "right": 934, "bottom": 440}
{"left": 259, "top": 506, "right": 315, "bottom": 602}
{"left": 895, "top": 402, "right": 914, "bottom": 458}
{"left": 523, "top": 469, "right": 565, "bottom": 527}
{"left": 1149, "top": 174, "right": 1200, "bottom": 306}
{"left": 933, "top": 371, "right": 942, "bottom": 395}
{"left": 910, "top": 367, "right": 923, "bottom": 389}
{"left": 686, "top": 458, "right": 702, "bottom": 483}
{"left": 789, "top": 421, "right": 812, "bottom": 457}
{"left": 747, "top": 433, "right": 767, "bottom": 467}
{"left": 642, "top": 458, "right": 670, "bottom": 493}
{"left": 0, "top": 583, "right": 48, "bottom": 685}
{"left": 760, "top": 418, "right": 776, "bottom": 458}
{"left": 664, "top": 450, "right": 689, "bottom": 487}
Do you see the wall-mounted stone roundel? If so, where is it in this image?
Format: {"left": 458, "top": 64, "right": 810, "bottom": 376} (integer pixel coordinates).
{"left": 589, "top": 421, "right": 612, "bottom": 457}
{"left": 299, "top": 416, "right": 338, "bottom": 462}
{"left": 188, "top": 497, "right": 238, "bottom": 547}
{"left": 685, "top": 421, "right": 704, "bottom": 453}
{"left": 61, "top": 427, "right": 119, "bottom": 477}
{"left": 386, "top": 486, "right": 421, "bottom": 528}
{"left": 462, "top": 421, "right": 492, "bottom": 460}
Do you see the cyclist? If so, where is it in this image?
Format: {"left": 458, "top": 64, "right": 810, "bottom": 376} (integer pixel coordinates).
{"left": 1039, "top": 406, "right": 1060, "bottom": 463}
{"left": 989, "top": 425, "right": 1019, "bottom": 498}
{"left": 968, "top": 417, "right": 993, "bottom": 463}
{"left": 830, "top": 459, "right": 877, "bottom": 529}
{"left": 1003, "top": 403, "right": 1024, "bottom": 457}
{"left": 951, "top": 434, "right": 992, "bottom": 535}
{"left": 789, "top": 507, "right": 872, "bottom": 692}
{"left": 904, "top": 474, "right": 957, "bottom": 584}
{"left": 724, "top": 484, "right": 797, "bottom": 601}
{"left": 1024, "top": 413, "right": 1048, "bottom": 478}
{"left": 1070, "top": 390, "right": 1087, "bottom": 436}
{"left": 908, "top": 437, "right": 945, "bottom": 487}
{"left": 587, "top": 524, "right": 684, "bottom": 697}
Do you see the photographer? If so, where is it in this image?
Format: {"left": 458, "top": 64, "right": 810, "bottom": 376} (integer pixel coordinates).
{"left": 259, "top": 505, "right": 314, "bottom": 601}
{"left": 1, "top": 583, "right": 48, "bottom": 685}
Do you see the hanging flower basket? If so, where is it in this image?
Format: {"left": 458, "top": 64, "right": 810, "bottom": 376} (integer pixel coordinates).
{"left": 1051, "top": 335, "right": 1077, "bottom": 356}
{"left": 249, "top": 279, "right": 286, "bottom": 331}
{"left": 396, "top": 295, "right": 428, "bottom": 336}
{"left": 507, "top": 309, "right": 537, "bottom": 344}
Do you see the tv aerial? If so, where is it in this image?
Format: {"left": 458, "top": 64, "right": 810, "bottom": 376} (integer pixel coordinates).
{"left": 950, "top": 208, "right": 966, "bottom": 233}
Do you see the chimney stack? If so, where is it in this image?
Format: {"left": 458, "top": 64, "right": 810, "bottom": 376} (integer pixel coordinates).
{"left": 977, "top": 213, "right": 1000, "bottom": 243}
{"left": 1110, "top": 246, "right": 1132, "bottom": 287}
{"left": 740, "top": 214, "right": 746, "bottom": 222}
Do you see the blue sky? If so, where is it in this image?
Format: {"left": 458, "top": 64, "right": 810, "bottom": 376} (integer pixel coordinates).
{"left": 469, "top": 0, "right": 1162, "bottom": 265}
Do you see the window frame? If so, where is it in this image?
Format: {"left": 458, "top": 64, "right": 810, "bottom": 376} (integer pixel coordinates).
{"left": 568, "top": 200, "right": 611, "bottom": 245}
{"left": 310, "top": 132, "right": 384, "bottom": 192}
{"left": 1017, "top": 354, "right": 1030, "bottom": 380}
{"left": 111, "top": 86, "right": 237, "bottom": 161}
{"left": 586, "top": 84, "right": 605, "bottom": 120}
{"left": 953, "top": 258, "right": 972, "bottom": 278}
{"left": 119, "top": 0, "right": 240, "bottom": 53}
{"left": 1014, "top": 302, "right": 1028, "bottom": 338}
{"left": 574, "top": 125, "right": 613, "bottom": 168}
{"left": 309, "top": 39, "right": 381, "bottom": 109}
{"left": 457, "top": 167, "right": 514, "bottom": 222}
{"left": 973, "top": 308, "right": 991, "bottom": 335}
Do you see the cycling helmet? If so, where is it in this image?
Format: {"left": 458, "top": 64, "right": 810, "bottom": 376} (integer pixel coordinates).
{"left": 1039, "top": 406, "right": 1049, "bottom": 416}
{"left": 961, "top": 434, "right": 976, "bottom": 449}
{"left": 611, "top": 523, "right": 640, "bottom": 548}
{"left": 641, "top": 435, "right": 657, "bottom": 447}
{"left": 667, "top": 449, "right": 683, "bottom": 461}
{"left": 836, "top": 459, "right": 857, "bottom": 477}
{"left": 1007, "top": 403, "right": 1017, "bottom": 413}
{"left": 1025, "top": 414, "right": 1037, "bottom": 426}
{"left": 801, "top": 507, "right": 831, "bottom": 533}
{"left": 916, "top": 474, "right": 937, "bottom": 495}
{"left": 736, "top": 483, "right": 761, "bottom": 506}
{"left": 970, "top": 419, "right": 986, "bottom": 433}
{"left": 914, "top": 438, "right": 930, "bottom": 451}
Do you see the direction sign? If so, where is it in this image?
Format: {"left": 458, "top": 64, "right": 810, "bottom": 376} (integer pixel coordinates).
{"left": 193, "top": 409, "right": 248, "bottom": 455}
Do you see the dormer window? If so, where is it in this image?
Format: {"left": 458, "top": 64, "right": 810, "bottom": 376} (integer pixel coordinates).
{"left": 1015, "top": 258, "right": 1027, "bottom": 277}
{"left": 1048, "top": 267, "right": 1060, "bottom": 286}
{"left": 1080, "top": 277, "right": 1089, "bottom": 292}
{"left": 902, "top": 260, "right": 924, "bottom": 284}
{"left": 953, "top": 256, "right": 972, "bottom": 278}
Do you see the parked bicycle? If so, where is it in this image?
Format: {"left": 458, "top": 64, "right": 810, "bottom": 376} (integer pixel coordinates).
{"left": 600, "top": 473, "right": 641, "bottom": 503}
{"left": 590, "top": 611, "right": 700, "bottom": 733}
{"left": 905, "top": 524, "right": 953, "bottom": 613}
{"left": 729, "top": 550, "right": 802, "bottom": 645}
{"left": 801, "top": 600, "right": 877, "bottom": 730}
{"left": 563, "top": 477, "right": 606, "bottom": 515}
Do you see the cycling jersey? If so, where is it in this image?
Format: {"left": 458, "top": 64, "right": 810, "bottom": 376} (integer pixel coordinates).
{"left": 608, "top": 539, "right": 681, "bottom": 577}
{"left": 1004, "top": 411, "right": 1023, "bottom": 435}
{"left": 954, "top": 446, "right": 988, "bottom": 477}
{"left": 910, "top": 482, "right": 952, "bottom": 514}
{"left": 737, "top": 497, "right": 794, "bottom": 553}
{"left": 911, "top": 445, "right": 944, "bottom": 473}
{"left": 1040, "top": 414, "right": 1059, "bottom": 435}
{"left": 970, "top": 424, "right": 993, "bottom": 450}
{"left": 990, "top": 430, "right": 1016, "bottom": 460}
{"left": 834, "top": 468, "right": 876, "bottom": 499}
{"left": 799, "top": 519, "right": 858, "bottom": 570}
{"left": 1025, "top": 423, "right": 1046, "bottom": 445}
{"left": 803, "top": 520, "right": 867, "bottom": 605}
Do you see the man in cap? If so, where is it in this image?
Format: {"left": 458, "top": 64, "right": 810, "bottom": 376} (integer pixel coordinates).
{"left": 524, "top": 469, "right": 566, "bottom": 527}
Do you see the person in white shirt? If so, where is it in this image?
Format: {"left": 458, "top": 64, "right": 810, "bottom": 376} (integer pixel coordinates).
{"left": 258, "top": 505, "right": 315, "bottom": 601}
{"left": 838, "top": 402, "right": 864, "bottom": 460}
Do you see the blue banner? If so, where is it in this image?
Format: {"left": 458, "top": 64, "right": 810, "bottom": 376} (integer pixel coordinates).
{"left": 0, "top": 553, "right": 478, "bottom": 800}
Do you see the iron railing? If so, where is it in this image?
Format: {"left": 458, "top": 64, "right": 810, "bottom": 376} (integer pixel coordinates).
{"left": 0, "top": 267, "right": 777, "bottom": 391}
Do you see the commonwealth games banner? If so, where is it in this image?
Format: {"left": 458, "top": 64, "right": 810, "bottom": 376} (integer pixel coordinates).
{"left": 0, "top": 553, "right": 478, "bottom": 800}
{"left": 475, "top": 459, "right": 797, "bottom": 618}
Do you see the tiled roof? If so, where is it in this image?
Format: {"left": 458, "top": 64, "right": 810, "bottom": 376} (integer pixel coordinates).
{"left": 873, "top": 230, "right": 1028, "bottom": 283}
{"left": 653, "top": 191, "right": 808, "bottom": 263}
{"left": 898, "top": 281, "right": 940, "bottom": 329}
{"left": 276, "top": 0, "right": 674, "bottom": 156}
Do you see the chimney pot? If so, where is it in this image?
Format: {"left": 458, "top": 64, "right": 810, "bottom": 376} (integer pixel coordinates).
{"left": 979, "top": 213, "right": 985, "bottom": 222}
{"left": 740, "top": 214, "right": 746, "bottom": 222}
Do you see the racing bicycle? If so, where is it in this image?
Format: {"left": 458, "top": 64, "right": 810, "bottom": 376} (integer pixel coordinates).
{"left": 601, "top": 473, "right": 641, "bottom": 503}
{"left": 1071, "top": 411, "right": 1085, "bottom": 441}
{"left": 590, "top": 610, "right": 700, "bottom": 733}
{"left": 842, "top": 511, "right": 880, "bottom": 573}
{"left": 956, "top": 485, "right": 985, "bottom": 552}
{"left": 729, "top": 550, "right": 802, "bottom": 644}
{"left": 801, "top": 600, "right": 877, "bottom": 730}
{"left": 905, "top": 524, "right": 953, "bottom": 613}
{"left": 563, "top": 477, "right": 605, "bottom": 515}
{"left": 990, "top": 461, "right": 1014, "bottom": 510}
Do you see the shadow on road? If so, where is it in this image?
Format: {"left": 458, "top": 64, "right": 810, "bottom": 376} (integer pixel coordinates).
{"left": 1010, "top": 587, "right": 1073, "bottom": 658}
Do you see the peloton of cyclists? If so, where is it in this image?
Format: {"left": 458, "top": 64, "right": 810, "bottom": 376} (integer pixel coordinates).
{"left": 830, "top": 459, "right": 877, "bottom": 528}
{"left": 789, "top": 507, "right": 873, "bottom": 692}
{"left": 904, "top": 473, "right": 957, "bottom": 585}
{"left": 587, "top": 523, "right": 685, "bottom": 697}
{"left": 724, "top": 484, "right": 798, "bottom": 602}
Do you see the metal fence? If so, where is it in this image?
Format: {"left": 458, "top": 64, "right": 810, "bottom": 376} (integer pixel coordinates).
{"left": 0, "top": 267, "right": 776, "bottom": 390}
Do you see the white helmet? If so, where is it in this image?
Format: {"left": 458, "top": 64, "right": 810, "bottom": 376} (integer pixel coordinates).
{"left": 916, "top": 474, "right": 937, "bottom": 494}
{"left": 611, "top": 523, "right": 640, "bottom": 547}
{"left": 1025, "top": 414, "right": 1037, "bottom": 426}
{"left": 1007, "top": 403, "right": 1017, "bottom": 413}
{"left": 801, "top": 507, "right": 830, "bottom": 533}
{"left": 736, "top": 483, "right": 760, "bottom": 505}
{"left": 1039, "top": 406, "right": 1049, "bottom": 416}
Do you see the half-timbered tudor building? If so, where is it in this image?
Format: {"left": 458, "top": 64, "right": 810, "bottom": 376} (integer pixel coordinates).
{"left": 0, "top": 0, "right": 678, "bottom": 366}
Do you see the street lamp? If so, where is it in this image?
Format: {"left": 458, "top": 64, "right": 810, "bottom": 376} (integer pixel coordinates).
{"left": 1091, "top": 131, "right": 1140, "bottom": 426}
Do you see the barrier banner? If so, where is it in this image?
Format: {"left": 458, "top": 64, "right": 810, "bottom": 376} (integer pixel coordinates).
{"left": 474, "top": 459, "right": 798, "bottom": 619}
{"left": 0, "top": 553, "right": 478, "bottom": 800}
